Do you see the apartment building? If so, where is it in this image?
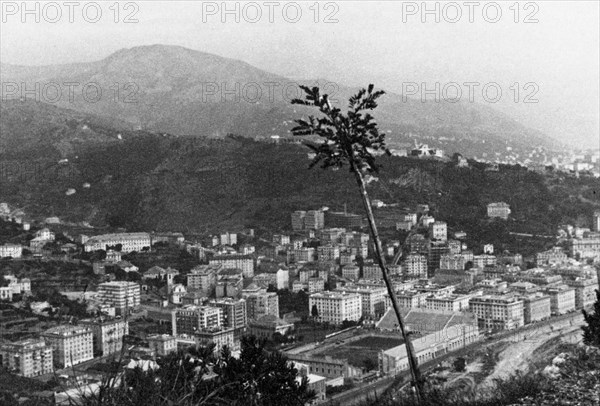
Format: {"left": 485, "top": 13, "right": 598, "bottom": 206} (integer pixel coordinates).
{"left": 387, "top": 290, "right": 429, "bottom": 309}
{"left": 305, "top": 210, "right": 325, "bottom": 230}
{"left": 187, "top": 264, "right": 221, "bottom": 295}
{"left": 339, "top": 252, "right": 356, "bottom": 265}
{"left": 195, "top": 327, "right": 237, "bottom": 354}
{"left": 84, "top": 232, "right": 151, "bottom": 253}
{"left": 293, "top": 247, "right": 316, "bottom": 263}
{"left": 79, "top": 317, "right": 129, "bottom": 356}
{"left": 171, "top": 306, "right": 223, "bottom": 336}
{"left": 536, "top": 247, "right": 568, "bottom": 266}
{"left": 147, "top": 334, "right": 177, "bottom": 356}
{"left": 425, "top": 294, "right": 472, "bottom": 312}
{"left": 404, "top": 254, "right": 428, "bottom": 279}
{"left": 308, "top": 291, "right": 361, "bottom": 325}
{"left": 41, "top": 325, "right": 94, "bottom": 368}
{"left": 326, "top": 211, "right": 363, "bottom": 229}
{"left": 566, "top": 278, "right": 598, "bottom": 309}
{"left": 520, "top": 293, "right": 551, "bottom": 324}
{"left": 469, "top": 295, "right": 524, "bottom": 331}
{"left": 97, "top": 281, "right": 140, "bottom": 315}
{"left": 0, "top": 339, "right": 53, "bottom": 377}
{"left": 317, "top": 245, "right": 340, "bottom": 261}
{"left": 0, "top": 243, "right": 22, "bottom": 259}
{"left": 291, "top": 211, "right": 307, "bottom": 231}
{"left": 544, "top": 286, "right": 576, "bottom": 315}
{"left": 473, "top": 255, "right": 497, "bottom": 269}
{"left": 335, "top": 285, "right": 387, "bottom": 317}
{"left": 439, "top": 254, "right": 466, "bottom": 271}
{"left": 308, "top": 277, "right": 325, "bottom": 293}
{"left": 342, "top": 265, "right": 360, "bottom": 281}
{"left": 208, "top": 298, "right": 248, "bottom": 330}
{"left": 429, "top": 221, "right": 447, "bottom": 242}
{"left": 242, "top": 286, "right": 279, "bottom": 320}
{"left": 570, "top": 232, "right": 600, "bottom": 260}
{"left": 209, "top": 254, "right": 254, "bottom": 278}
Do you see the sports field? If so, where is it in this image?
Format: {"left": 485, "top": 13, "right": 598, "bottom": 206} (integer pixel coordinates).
{"left": 313, "top": 335, "right": 404, "bottom": 368}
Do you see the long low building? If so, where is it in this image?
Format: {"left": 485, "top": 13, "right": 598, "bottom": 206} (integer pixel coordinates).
{"left": 379, "top": 323, "right": 480, "bottom": 375}
{"left": 84, "top": 233, "right": 151, "bottom": 253}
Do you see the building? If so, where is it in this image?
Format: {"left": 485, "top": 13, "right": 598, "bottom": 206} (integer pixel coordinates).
{"left": 248, "top": 315, "right": 294, "bottom": 339}
{"left": 594, "top": 210, "right": 600, "bottom": 232}
{"left": 473, "top": 255, "right": 497, "bottom": 269}
{"left": 219, "top": 232, "right": 237, "bottom": 246}
{"left": 209, "top": 254, "right": 254, "bottom": 278}
{"left": 215, "top": 269, "right": 244, "bottom": 298}
{"left": 520, "top": 293, "right": 551, "bottom": 324}
{"left": 341, "top": 265, "right": 360, "bottom": 281}
{"left": 172, "top": 306, "right": 223, "bottom": 336}
{"left": 79, "top": 317, "right": 129, "bottom": 356}
{"left": 0, "top": 243, "right": 22, "bottom": 259}
{"left": 305, "top": 210, "right": 325, "bottom": 230}
{"left": 41, "top": 325, "right": 94, "bottom": 368}
{"left": 170, "top": 284, "right": 187, "bottom": 304}
{"left": 439, "top": 254, "right": 466, "bottom": 271}
{"left": 544, "top": 286, "right": 576, "bottom": 315}
{"left": 0, "top": 339, "right": 53, "bottom": 377}
{"left": 428, "top": 242, "right": 450, "bottom": 275}
{"left": 208, "top": 298, "right": 248, "bottom": 330}
{"left": 293, "top": 247, "right": 316, "bottom": 263}
{"left": 97, "top": 281, "right": 140, "bottom": 316}
{"left": 339, "top": 252, "right": 356, "bottom": 265}
{"left": 308, "top": 291, "right": 361, "bottom": 325}
{"left": 404, "top": 254, "right": 428, "bottom": 279}
{"left": 286, "top": 354, "right": 362, "bottom": 380}
{"left": 292, "top": 211, "right": 307, "bottom": 231}
{"left": 326, "top": 211, "right": 363, "bottom": 229}
{"left": 84, "top": 232, "right": 151, "bottom": 253}
{"left": 469, "top": 295, "right": 524, "bottom": 331}
{"left": 379, "top": 323, "right": 479, "bottom": 375}
{"left": 425, "top": 294, "right": 472, "bottom": 312}
{"left": 187, "top": 264, "right": 221, "bottom": 295}
{"left": 242, "top": 285, "right": 279, "bottom": 320}
{"left": 487, "top": 202, "right": 511, "bottom": 220}
{"left": 429, "top": 221, "right": 447, "bottom": 242}
{"left": 0, "top": 286, "right": 13, "bottom": 301}
{"left": 147, "top": 334, "right": 177, "bottom": 357}
{"left": 317, "top": 245, "right": 340, "bottom": 262}
{"left": 570, "top": 233, "right": 600, "bottom": 260}
{"left": 308, "top": 277, "right": 325, "bottom": 293}
{"left": 195, "top": 327, "right": 236, "bottom": 354}
{"left": 566, "top": 278, "right": 598, "bottom": 309}
{"left": 335, "top": 285, "right": 387, "bottom": 317}
{"left": 536, "top": 247, "right": 568, "bottom": 266}
{"left": 143, "top": 266, "right": 179, "bottom": 284}
{"left": 388, "top": 290, "right": 429, "bottom": 309}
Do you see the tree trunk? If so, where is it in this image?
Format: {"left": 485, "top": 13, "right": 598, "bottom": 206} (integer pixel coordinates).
{"left": 351, "top": 163, "right": 425, "bottom": 404}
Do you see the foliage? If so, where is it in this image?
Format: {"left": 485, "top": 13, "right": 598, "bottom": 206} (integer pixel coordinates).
{"left": 82, "top": 336, "right": 314, "bottom": 406}
{"left": 582, "top": 289, "right": 600, "bottom": 348}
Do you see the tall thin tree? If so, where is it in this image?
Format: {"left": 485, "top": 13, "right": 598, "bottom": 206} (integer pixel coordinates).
{"left": 291, "top": 84, "right": 425, "bottom": 402}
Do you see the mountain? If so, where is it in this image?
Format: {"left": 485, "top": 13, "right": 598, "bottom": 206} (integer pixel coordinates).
{"left": 0, "top": 44, "right": 560, "bottom": 158}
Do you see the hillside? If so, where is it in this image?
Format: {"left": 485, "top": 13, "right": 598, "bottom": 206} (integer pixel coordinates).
{"left": 0, "top": 44, "right": 560, "bottom": 159}
{"left": 1, "top": 105, "right": 598, "bottom": 257}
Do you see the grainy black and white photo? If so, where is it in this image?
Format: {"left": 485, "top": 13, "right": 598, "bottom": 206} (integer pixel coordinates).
{"left": 0, "top": 1, "right": 599, "bottom": 405}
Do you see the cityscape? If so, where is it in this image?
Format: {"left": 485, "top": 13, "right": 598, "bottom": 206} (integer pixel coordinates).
{"left": 0, "top": 1, "right": 599, "bottom": 406}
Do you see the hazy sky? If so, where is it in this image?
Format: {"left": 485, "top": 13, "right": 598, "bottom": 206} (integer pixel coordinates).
{"left": 1, "top": 0, "right": 598, "bottom": 148}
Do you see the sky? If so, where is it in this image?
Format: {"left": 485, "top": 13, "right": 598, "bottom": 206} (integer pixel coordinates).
{"left": 1, "top": 0, "right": 599, "bottom": 148}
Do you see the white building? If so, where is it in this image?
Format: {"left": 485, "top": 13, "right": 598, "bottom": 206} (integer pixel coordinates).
{"left": 80, "top": 317, "right": 129, "bottom": 356}
{"left": 84, "top": 233, "right": 151, "bottom": 253}
{"left": 97, "top": 281, "right": 141, "bottom": 315}
{"left": 469, "top": 295, "right": 524, "bottom": 331}
{"left": 41, "top": 325, "right": 94, "bottom": 368}
{"left": 309, "top": 291, "right": 362, "bottom": 325}
{"left": 0, "top": 243, "right": 23, "bottom": 258}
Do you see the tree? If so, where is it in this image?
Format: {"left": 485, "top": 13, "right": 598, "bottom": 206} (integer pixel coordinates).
{"left": 311, "top": 304, "right": 319, "bottom": 320}
{"left": 291, "top": 85, "right": 425, "bottom": 403}
{"left": 582, "top": 289, "right": 600, "bottom": 347}
{"left": 83, "top": 336, "right": 314, "bottom": 406}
